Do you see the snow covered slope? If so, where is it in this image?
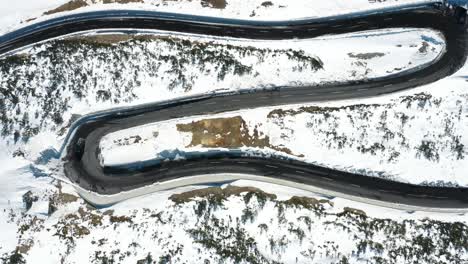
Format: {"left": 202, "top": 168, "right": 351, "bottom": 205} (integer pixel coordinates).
{"left": 1, "top": 0, "right": 468, "bottom": 263}
{"left": 0, "top": 28, "right": 443, "bottom": 149}
{"left": 2, "top": 177, "right": 468, "bottom": 263}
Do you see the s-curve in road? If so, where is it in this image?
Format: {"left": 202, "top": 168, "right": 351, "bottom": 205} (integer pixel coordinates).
{"left": 2, "top": 2, "right": 467, "bottom": 210}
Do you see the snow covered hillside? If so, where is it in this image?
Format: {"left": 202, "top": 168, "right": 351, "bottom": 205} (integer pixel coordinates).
{"left": 2, "top": 179, "right": 468, "bottom": 263}
{"left": 0, "top": 29, "right": 442, "bottom": 150}
{"left": 1, "top": 0, "right": 468, "bottom": 263}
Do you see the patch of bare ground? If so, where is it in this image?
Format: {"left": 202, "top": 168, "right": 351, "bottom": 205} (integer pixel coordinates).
{"left": 337, "top": 207, "right": 367, "bottom": 218}
{"left": 267, "top": 104, "right": 380, "bottom": 118}
{"left": 44, "top": 0, "right": 144, "bottom": 15}
{"left": 200, "top": 0, "right": 227, "bottom": 9}
{"left": 48, "top": 192, "right": 79, "bottom": 215}
{"left": 169, "top": 185, "right": 277, "bottom": 204}
{"left": 176, "top": 116, "right": 303, "bottom": 156}
{"left": 109, "top": 215, "right": 133, "bottom": 223}
{"left": 282, "top": 196, "right": 332, "bottom": 210}
{"left": 44, "top": 0, "right": 89, "bottom": 15}
{"left": 22, "top": 17, "right": 37, "bottom": 23}
{"left": 44, "top": 0, "right": 225, "bottom": 16}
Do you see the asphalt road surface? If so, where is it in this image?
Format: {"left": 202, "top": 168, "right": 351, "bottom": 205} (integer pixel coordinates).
{"left": 2, "top": 2, "right": 468, "bottom": 208}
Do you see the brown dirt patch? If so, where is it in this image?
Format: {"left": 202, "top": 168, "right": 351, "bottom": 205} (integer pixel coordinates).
{"left": 170, "top": 185, "right": 277, "bottom": 204}
{"left": 23, "top": 17, "right": 37, "bottom": 23}
{"left": 109, "top": 215, "right": 133, "bottom": 223}
{"left": 44, "top": 0, "right": 224, "bottom": 16}
{"left": 44, "top": 0, "right": 89, "bottom": 15}
{"left": 176, "top": 116, "right": 301, "bottom": 156}
{"left": 48, "top": 192, "right": 79, "bottom": 215}
{"left": 44, "top": 0, "right": 144, "bottom": 15}
{"left": 283, "top": 196, "right": 332, "bottom": 210}
{"left": 201, "top": 0, "right": 227, "bottom": 9}
{"left": 78, "top": 207, "right": 104, "bottom": 226}
{"left": 337, "top": 207, "right": 367, "bottom": 218}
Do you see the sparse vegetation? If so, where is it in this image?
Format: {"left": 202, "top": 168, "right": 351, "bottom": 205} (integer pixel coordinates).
{"left": 5, "top": 186, "right": 468, "bottom": 263}
{"left": 267, "top": 91, "right": 467, "bottom": 176}
{"left": 416, "top": 140, "right": 440, "bottom": 162}
{"left": 0, "top": 250, "right": 26, "bottom": 264}
{"left": 43, "top": 0, "right": 89, "bottom": 15}
{"left": 0, "top": 34, "right": 321, "bottom": 143}
{"left": 347, "top": 52, "right": 385, "bottom": 60}
{"left": 170, "top": 185, "right": 276, "bottom": 204}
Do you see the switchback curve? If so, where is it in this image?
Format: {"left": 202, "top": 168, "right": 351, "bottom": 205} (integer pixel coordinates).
{"left": 2, "top": 2, "right": 467, "bottom": 209}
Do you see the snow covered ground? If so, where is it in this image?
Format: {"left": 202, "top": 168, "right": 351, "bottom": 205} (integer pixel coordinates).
{"left": 1, "top": 0, "right": 468, "bottom": 263}
{"left": 99, "top": 63, "right": 468, "bottom": 186}
{"left": 2, "top": 176, "right": 468, "bottom": 263}
{"left": 0, "top": 28, "right": 443, "bottom": 150}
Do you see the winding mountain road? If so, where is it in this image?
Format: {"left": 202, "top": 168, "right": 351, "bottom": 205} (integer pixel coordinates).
{"left": 2, "top": 2, "right": 468, "bottom": 209}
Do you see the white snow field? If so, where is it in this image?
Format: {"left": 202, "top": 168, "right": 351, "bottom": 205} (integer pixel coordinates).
{"left": 1, "top": 0, "right": 468, "bottom": 263}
